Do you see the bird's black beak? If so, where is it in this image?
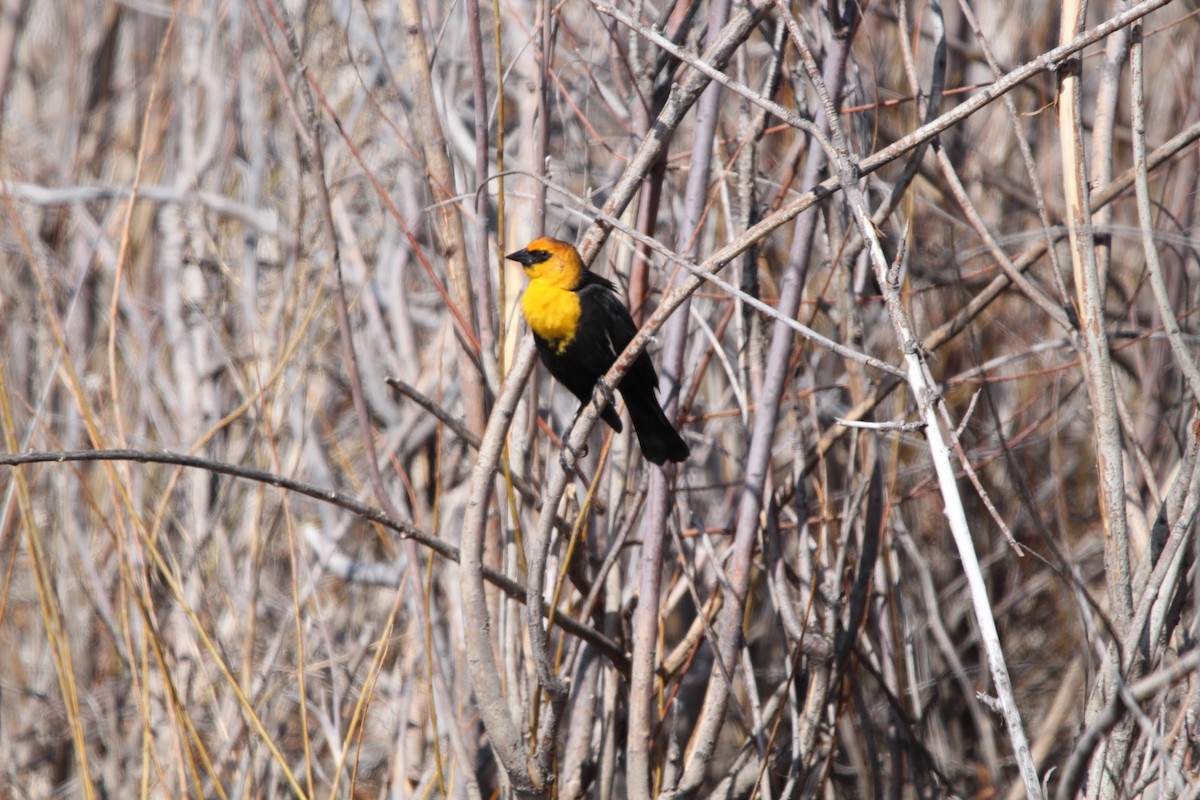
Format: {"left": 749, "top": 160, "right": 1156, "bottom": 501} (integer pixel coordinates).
{"left": 505, "top": 247, "right": 552, "bottom": 267}
{"left": 505, "top": 248, "right": 533, "bottom": 266}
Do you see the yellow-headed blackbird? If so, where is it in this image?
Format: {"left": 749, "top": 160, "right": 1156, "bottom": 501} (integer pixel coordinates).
{"left": 506, "top": 237, "right": 689, "bottom": 465}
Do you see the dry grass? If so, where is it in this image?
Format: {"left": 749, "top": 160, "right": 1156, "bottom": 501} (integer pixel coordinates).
{"left": 1, "top": 0, "right": 1199, "bottom": 798}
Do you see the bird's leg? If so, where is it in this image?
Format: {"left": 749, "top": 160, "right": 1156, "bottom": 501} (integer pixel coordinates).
{"left": 560, "top": 404, "right": 591, "bottom": 471}
{"left": 591, "top": 378, "right": 615, "bottom": 413}
{"left": 557, "top": 380, "right": 612, "bottom": 471}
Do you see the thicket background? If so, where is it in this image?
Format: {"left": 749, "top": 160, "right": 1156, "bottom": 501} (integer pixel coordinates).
{"left": 1, "top": 0, "right": 1199, "bottom": 797}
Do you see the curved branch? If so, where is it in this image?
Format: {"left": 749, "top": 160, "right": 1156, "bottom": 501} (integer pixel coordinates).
{"left": 458, "top": 339, "right": 544, "bottom": 795}
{"left": 0, "top": 447, "right": 628, "bottom": 674}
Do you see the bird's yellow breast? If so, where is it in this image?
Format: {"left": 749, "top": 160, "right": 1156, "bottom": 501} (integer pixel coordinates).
{"left": 522, "top": 279, "right": 580, "bottom": 353}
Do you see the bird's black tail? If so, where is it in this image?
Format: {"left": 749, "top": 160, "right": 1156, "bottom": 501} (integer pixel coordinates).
{"left": 625, "top": 393, "right": 689, "bottom": 465}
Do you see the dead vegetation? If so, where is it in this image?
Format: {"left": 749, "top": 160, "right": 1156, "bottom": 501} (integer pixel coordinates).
{"left": 1, "top": 0, "right": 1199, "bottom": 797}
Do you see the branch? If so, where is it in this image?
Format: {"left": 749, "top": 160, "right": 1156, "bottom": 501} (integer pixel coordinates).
{"left": 0, "top": 448, "right": 628, "bottom": 672}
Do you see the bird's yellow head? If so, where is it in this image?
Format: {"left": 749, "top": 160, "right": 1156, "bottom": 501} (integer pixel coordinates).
{"left": 505, "top": 237, "right": 584, "bottom": 290}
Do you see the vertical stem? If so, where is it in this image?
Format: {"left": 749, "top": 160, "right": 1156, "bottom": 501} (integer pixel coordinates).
{"left": 460, "top": 340, "right": 544, "bottom": 795}
{"left": 1058, "top": 27, "right": 1138, "bottom": 796}
{"left": 627, "top": 0, "right": 730, "bottom": 793}
{"left": 1057, "top": 0, "right": 1133, "bottom": 634}
{"left": 667, "top": 7, "right": 853, "bottom": 795}
{"left": 466, "top": 0, "right": 500, "bottom": 392}
{"left": 1058, "top": 10, "right": 1137, "bottom": 791}
{"left": 397, "top": 0, "right": 488, "bottom": 436}
{"left": 1089, "top": 0, "right": 1132, "bottom": 294}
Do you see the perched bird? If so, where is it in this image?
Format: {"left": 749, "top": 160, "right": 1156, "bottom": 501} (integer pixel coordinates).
{"left": 506, "top": 236, "right": 689, "bottom": 465}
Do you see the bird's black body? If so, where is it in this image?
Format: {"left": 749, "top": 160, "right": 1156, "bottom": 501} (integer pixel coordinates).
{"left": 508, "top": 239, "right": 689, "bottom": 465}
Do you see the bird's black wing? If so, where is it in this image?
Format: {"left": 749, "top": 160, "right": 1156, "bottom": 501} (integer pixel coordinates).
{"left": 575, "top": 273, "right": 660, "bottom": 394}
{"left": 576, "top": 274, "right": 688, "bottom": 464}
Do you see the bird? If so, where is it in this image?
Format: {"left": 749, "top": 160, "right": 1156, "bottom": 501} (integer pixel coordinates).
{"left": 506, "top": 236, "right": 689, "bottom": 465}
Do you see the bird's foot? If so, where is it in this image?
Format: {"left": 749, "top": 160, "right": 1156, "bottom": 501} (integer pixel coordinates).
{"left": 592, "top": 379, "right": 615, "bottom": 411}
{"left": 559, "top": 441, "right": 589, "bottom": 472}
